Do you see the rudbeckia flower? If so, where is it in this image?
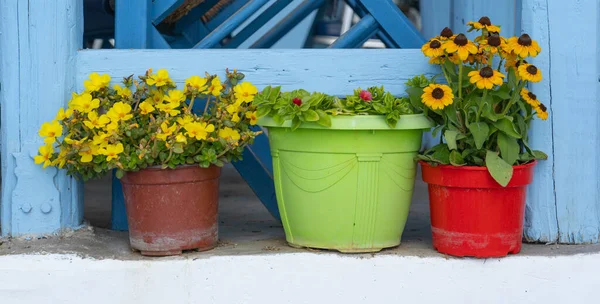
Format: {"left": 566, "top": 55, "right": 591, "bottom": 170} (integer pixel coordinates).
{"left": 468, "top": 66, "right": 505, "bottom": 89}
{"left": 507, "top": 34, "right": 541, "bottom": 58}
{"left": 422, "top": 39, "right": 445, "bottom": 58}
{"left": 535, "top": 103, "right": 549, "bottom": 120}
{"left": 520, "top": 88, "right": 541, "bottom": 107}
{"left": 421, "top": 84, "right": 454, "bottom": 110}
{"left": 442, "top": 34, "right": 478, "bottom": 61}
{"left": 467, "top": 16, "right": 501, "bottom": 33}
{"left": 518, "top": 64, "right": 543, "bottom": 82}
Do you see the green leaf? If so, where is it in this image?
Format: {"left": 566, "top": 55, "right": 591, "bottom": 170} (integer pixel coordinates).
{"left": 444, "top": 106, "right": 459, "bottom": 126}
{"left": 444, "top": 130, "right": 459, "bottom": 150}
{"left": 493, "top": 118, "right": 522, "bottom": 138}
{"left": 272, "top": 114, "right": 284, "bottom": 125}
{"left": 405, "top": 87, "right": 424, "bottom": 110}
{"left": 485, "top": 150, "right": 514, "bottom": 187}
{"left": 256, "top": 106, "right": 271, "bottom": 118}
{"left": 532, "top": 150, "right": 548, "bottom": 160}
{"left": 491, "top": 84, "right": 511, "bottom": 100}
{"left": 449, "top": 150, "right": 465, "bottom": 166}
{"left": 302, "top": 109, "right": 319, "bottom": 122}
{"left": 468, "top": 122, "right": 489, "bottom": 149}
{"left": 497, "top": 132, "right": 520, "bottom": 165}
{"left": 267, "top": 86, "right": 281, "bottom": 102}
{"left": 443, "top": 60, "right": 456, "bottom": 76}
{"left": 316, "top": 110, "right": 331, "bottom": 127}
{"left": 430, "top": 144, "right": 450, "bottom": 164}
{"left": 291, "top": 117, "right": 301, "bottom": 131}
{"left": 115, "top": 169, "right": 125, "bottom": 179}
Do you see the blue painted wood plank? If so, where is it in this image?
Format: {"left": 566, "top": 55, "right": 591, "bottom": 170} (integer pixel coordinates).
{"left": 152, "top": 0, "right": 185, "bottom": 25}
{"left": 545, "top": 0, "right": 600, "bottom": 244}
{"left": 329, "top": 14, "right": 379, "bottom": 48}
{"left": 419, "top": 0, "right": 451, "bottom": 40}
{"left": 520, "top": 0, "right": 558, "bottom": 243}
{"left": 451, "top": 0, "right": 519, "bottom": 39}
{"left": 224, "top": 0, "right": 294, "bottom": 48}
{"left": 111, "top": 172, "right": 129, "bottom": 231}
{"left": 194, "top": 0, "right": 270, "bottom": 48}
{"left": 344, "top": 0, "right": 398, "bottom": 48}
{"left": 358, "top": 0, "right": 425, "bottom": 48}
{"left": 175, "top": 0, "right": 221, "bottom": 30}
{"left": 115, "top": 0, "right": 151, "bottom": 48}
{"left": 205, "top": 0, "right": 249, "bottom": 31}
{"left": 250, "top": 0, "right": 324, "bottom": 48}
{"left": 150, "top": 26, "right": 172, "bottom": 49}
{"left": 1, "top": 0, "right": 84, "bottom": 236}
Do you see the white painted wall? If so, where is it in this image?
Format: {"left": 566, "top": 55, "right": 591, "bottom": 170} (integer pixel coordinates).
{"left": 1, "top": 253, "right": 599, "bottom": 303}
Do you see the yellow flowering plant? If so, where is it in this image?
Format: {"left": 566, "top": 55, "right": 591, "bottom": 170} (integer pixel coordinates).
{"left": 34, "top": 68, "right": 261, "bottom": 180}
{"left": 408, "top": 17, "right": 548, "bottom": 186}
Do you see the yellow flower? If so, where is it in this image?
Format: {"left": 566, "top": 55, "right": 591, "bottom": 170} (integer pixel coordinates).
{"left": 231, "top": 113, "right": 241, "bottom": 123}
{"left": 518, "top": 64, "right": 542, "bottom": 82}
{"left": 71, "top": 93, "right": 100, "bottom": 113}
{"left": 421, "top": 39, "right": 444, "bottom": 58}
{"left": 184, "top": 76, "right": 208, "bottom": 93}
{"left": 101, "top": 143, "right": 124, "bottom": 161}
{"left": 64, "top": 136, "right": 87, "bottom": 147}
{"left": 443, "top": 34, "right": 478, "bottom": 61}
{"left": 468, "top": 66, "right": 505, "bottom": 89}
{"left": 467, "top": 16, "right": 501, "bottom": 33}
{"left": 107, "top": 102, "right": 133, "bottom": 122}
{"left": 52, "top": 149, "right": 68, "bottom": 168}
{"left": 34, "top": 144, "right": 54, "bottom": 168}
{"left": 84, "top": 111, "right": 110, "bottom": 129}
{"left": 175, "top": 133, "right": 187, "bottom": 144}
{"left": 207, "top": 77, "right": 223, "bottom": 96}
{"left": 184, "top": 122, "right": 215, "bottom": 140}
{"left": 438, "top": 27, "right": 455, "bottom": 41}
{"left": 84, "top": 72, "right": 111, "bottom": 92}
{"left": 245, "top": 111, "right": 258, "bottom": 125}
{"left": 478, "top": 35, "right": 506, "bottom": 54}
{"left": 55, "top": 107, "right": 73, "bottom": 121}
{"left": 147, "top": 90, "right": 164, "bottom": 105}
{"left": 177, "top": 114, "right": 194, "bottom": 126}
{"left": 218, "top": 127, "right": 241, "bottom": 141}
{"left": 156, "top": 121, "right": 177, "bottom": 141}
{"left": 79, "top": 144, "right": 99, "bottom": 163}
{"left": 146, "top": 69, "right": 172, "bottom": 87}
{"left": 92, "top": 132, "right": 110, "bottom": 146}
{"left": 520, "top": 88, "right": 541, "bottom": 107}
{"left": 106, "top": 121, "right": 119, "bottom": 132}
{"left": 164, "top": 90, "right": 186, "bottom": 103}
{"left": 234, "top": 82, "right": 258, "bottom": 103}
{"left": 421, "top": 84, "right": 454, "bottom": 110}
{"left": 39, "top": 120, "right": 63, "bottom": 144}
{"left": 535, "top": 103, "right": 548, "bottom": 120}
{"left": 113, "top": 84, "right": 132, "bottom": 98}
{"left": 226, "top": 101, "right": 242, "bottom": 115}
{"left": 138, "top": 101, "right": 155, "bottom": 115}
{"left": 156, "top": 101, "right": 181, "bottom": 116}
{"left": 507, "top": 34, "right": 541, "bottom": 58}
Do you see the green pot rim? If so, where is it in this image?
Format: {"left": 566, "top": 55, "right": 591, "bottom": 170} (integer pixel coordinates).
{"left": 257, "top": 114, "right": 433, "bottom": 131}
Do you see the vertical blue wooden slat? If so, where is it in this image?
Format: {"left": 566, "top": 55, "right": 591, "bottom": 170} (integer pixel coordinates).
{"left": 545, "top": 0, "right": 600, "bottom": 244}
{"left": 344, "top": 0, "right": 398, "bottom": 48}
{"left": 115, "top": 0, "right": 151, "bottom": 48}
{"left": 224, "top": 0, "right": 294, "bottom": 48}
{"left": 451, "top": 0, "right": 519, "bottom": 39}
{"left": 250, "top": 0, "right": 324, "bottom": 48}
{"left": 152, "top": 0, "right": 185, "bottom": 24}
{"left": 358, "top": 0, "right": 425, "bottom": 48}
{"left": 194, "top": 0, "right": 271, "bottom": 48}
{"left": 520, "top": 0, "right": 558, "bottom": 243}
{"left": 329, "top": 14, "right": 379, "bottom": 48}
{"left": 0, "top": 0, "right": 84, "bottom": 236}
{"left": 419, "top": 0, "right": 451, "bottom": 40}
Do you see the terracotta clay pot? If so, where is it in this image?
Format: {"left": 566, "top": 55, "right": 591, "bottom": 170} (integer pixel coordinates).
{"left": 121, "top": 165, "right": 220, "bottom": 256}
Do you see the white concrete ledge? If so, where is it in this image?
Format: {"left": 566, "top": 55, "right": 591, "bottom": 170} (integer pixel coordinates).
{"left": 1, "top": 252, "right": 599, "bottom": 304}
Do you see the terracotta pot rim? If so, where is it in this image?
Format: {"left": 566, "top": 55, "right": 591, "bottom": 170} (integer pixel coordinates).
{"left": 137, "top": 164, "right": 218, "bottom": 171}
{"left": 419, "top": 160, "right": 537, "bottom": 171}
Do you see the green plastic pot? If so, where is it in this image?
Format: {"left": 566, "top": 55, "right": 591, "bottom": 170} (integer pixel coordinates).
{"left": 260, "top": 115, "right": 432, "bottom": 252}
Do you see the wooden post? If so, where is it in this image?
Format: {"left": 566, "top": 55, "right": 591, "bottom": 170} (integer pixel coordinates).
{"left": 0, "top": 0, "right": 84, "bottom": 236}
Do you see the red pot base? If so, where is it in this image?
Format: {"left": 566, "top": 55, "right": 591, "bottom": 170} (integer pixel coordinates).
{"left": 431, "top": 227, "right": 522, "bottom": 258}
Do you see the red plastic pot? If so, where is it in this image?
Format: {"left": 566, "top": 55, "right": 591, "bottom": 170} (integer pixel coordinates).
{"left": 121, "top": 165, "right": 220, "bottom": 256}
{"left": 420, "top": 161, "right": 536, "bottom": 258}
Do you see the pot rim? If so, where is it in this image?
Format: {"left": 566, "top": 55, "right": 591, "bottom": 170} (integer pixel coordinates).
{"left": 419, "top": 160, "right": 537, "bottom": 171}
{"left": 258, "top": 114, "right": 433, "bottom": 131}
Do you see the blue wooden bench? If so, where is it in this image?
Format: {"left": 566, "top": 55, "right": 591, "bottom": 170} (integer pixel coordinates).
{"left": 1, "top": 0, "right": 598, "bottom": 245}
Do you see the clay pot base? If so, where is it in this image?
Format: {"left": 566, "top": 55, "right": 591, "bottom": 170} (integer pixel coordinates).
{"left": 137, "top": 244, "right": 217, "bottom": 257}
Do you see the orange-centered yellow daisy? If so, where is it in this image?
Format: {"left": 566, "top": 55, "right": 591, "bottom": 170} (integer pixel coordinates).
{"left": 421, "top": 84, "right": 454, "bottom": 110}
{"left": 443, "top": 34, "right": 478, "bottom": 61}
{"left": 468, "top": 66, "right": 505, "bottom": 89}
{"left": 507, "top": 34, "right": 541, "bottom": 58}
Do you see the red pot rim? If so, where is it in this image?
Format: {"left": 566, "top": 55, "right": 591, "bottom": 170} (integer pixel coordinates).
{"left": 419, "top": 160, "right": 537, "bottom": 170}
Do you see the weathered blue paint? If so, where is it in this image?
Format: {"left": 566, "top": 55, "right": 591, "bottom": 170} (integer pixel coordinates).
{"left": 250, "top": 0, "right": 325, "bottom": 48}
{"left": 115, "top": 0, "right": 151, "bottom": 48}
{"left": 111, "top": 172, "right": 128, "bottom": 231}
{"left": 0, "top": 0, "right": 84, "bottom": 236}
{"left": 152, "top": 0, "right": 185, "bottom": 24}
{"left": 419, "top": 0, "right": 452, "bottom": 40}
{"left": 225, "top": 0, "right": 294, "bottom": 48}
{"left": 344, "top": 0, "right": 397, "bottom": 48}
{"left": 329, "top": 14, "right": 379, "bottom": 49}
{"left": 358, "top": 0, "right": 425, "bottom": 48}
{"left": 206, "top": 0, "right": 250, "bottom": 31}
{"left": 194, "top": 0, "right": 271, "bottom": 48}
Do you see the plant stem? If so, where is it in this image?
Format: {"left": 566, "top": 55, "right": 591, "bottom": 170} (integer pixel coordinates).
{"left": 458, "top": 64, "right": 464, "bottom": 99}
{"left": 186, "top": 95, "right": 196, "bottom": 114}
{"left": 203, "top": 96, "right": 212, "bottom": 115}
{"left": 476, "top": 89, "right": 487, "bottom": 122}
{"left": 502, "top": 81, "right": 525, "bottom": 115}
{"left": 497, "top": 58, "right": 504, "bottom": 71}
{"left": 440, "top": 64, "right": 451, "bottom": 84}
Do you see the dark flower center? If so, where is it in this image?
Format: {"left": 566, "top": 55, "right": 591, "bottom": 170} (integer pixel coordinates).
{"left": 518, "top": 34, "right": 532, "bottom": 46}
{"left": 526, "top": 65, "right": 538, "bottom": 75}
{"left": 440, "top": 27, "right": 454, "bottom": 38}
{"left": 478, "top": 16, "right": 492, "bottom": 26}
{"left": 487, "top": 35, "right": 501, "bottom": 47}
{"left": 479, "top": 67, "right": 494, "bottom": 78}
{"left": 515, "top": 60, "right": 528, "bottom": 68}
{"left": 429, "top": 40, "right": 441, "bottom": 49}
{"left": 539, "top": 103, "right": 547, "bottom": 112}
{"left": 454, "top": 34, "right": 468, "bottom": 46}
{"left": 432, "top": 88, "right": 445, "bottom": 99}
{"left": 527, "top": 92, "right": 537, "bottom": 100}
